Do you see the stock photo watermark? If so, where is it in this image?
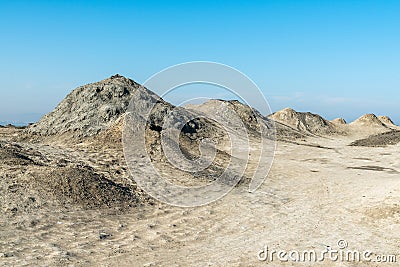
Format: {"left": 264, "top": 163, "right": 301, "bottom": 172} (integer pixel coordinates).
{"left": 123, "top": 62, "right": 276, "bottom": 207}
{"left": 257, "top": 240, "right": 397, "bottom": 263}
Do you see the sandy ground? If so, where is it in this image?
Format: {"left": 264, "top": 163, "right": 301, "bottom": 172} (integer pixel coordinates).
{"left": 1, "top": 130, "right": 399, "bottom": 266}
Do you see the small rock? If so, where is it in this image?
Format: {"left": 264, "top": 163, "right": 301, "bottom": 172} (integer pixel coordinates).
{"left": 99, "top": 232, "right": 111, "bottom": 240}
{"left": 0, "top": 252, "right": 14, "bottom": 258}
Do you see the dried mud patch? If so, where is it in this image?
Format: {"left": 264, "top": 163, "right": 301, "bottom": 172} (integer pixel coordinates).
{"left": 347, "top": 165, "right": 398, "bottom": 174}
{"left": 350, "top": 130, "right": 400, "bottom": 147}
{"left": 32, "top": 166, "right": 140, "bottom": 209}
{"left": 364, "top": 204, "right": 400, "bottom": 220}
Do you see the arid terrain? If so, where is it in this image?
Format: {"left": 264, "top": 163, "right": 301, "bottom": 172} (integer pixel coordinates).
{"left": 1, "top": 75, "right": 400, "bottom": 266}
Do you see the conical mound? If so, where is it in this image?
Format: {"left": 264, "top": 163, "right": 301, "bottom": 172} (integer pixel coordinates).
{"left": 187, "top": 100, "right": 305, "bottom": 140}
{"left": 378, "top": 116, "right": 395, "bottom": 126}
{"left": 269, "top": 108, "right": 343, "bottom": 136}
{"left": 27, "top": 74, "right": 145, "bottom": 137}
{"left": 187, "top": 99, "right": 274, "bottom": 137}
{"left": 351, "top": 114, "right": 386, "bottom": 128}
{"left": 331, "top": 118, "right": 347, "bottom": 125}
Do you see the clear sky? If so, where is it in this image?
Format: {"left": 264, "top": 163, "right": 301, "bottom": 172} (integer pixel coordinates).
{"left": 0, "top": 0, "right": 399, "bottom": 124}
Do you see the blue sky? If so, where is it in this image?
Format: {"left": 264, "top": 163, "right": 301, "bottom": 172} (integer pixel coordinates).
{"left": 0, "top": 0, "right": 399, "bottom": 124}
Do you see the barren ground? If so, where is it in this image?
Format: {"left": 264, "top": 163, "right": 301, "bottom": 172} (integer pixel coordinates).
{"left": 1, "top": 126, "right": 399, "bottom": 266}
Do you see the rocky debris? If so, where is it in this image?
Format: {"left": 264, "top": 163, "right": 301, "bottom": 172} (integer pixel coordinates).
{"left": 331, "top": 118, "right": 347, "bottom": 125}
{"left": 350, "top": 114, "right": 387, "bottom": 128}
{"left": 99, "top": 232, "right": 112, "bottom": 240}
{"left": 378, "top": 116, "right": 395, "bottom": 126}
{"left": 0, "top": 252, "right": 14, "bottom": 258}
{"left": 269, "top": 108, "right": 343, "bottom": 136}
{"left": 350, "top": 130, "right": 400, "bottom": 147}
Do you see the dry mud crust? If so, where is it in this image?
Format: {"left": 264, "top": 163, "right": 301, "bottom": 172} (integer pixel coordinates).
{"left": 350, "top": 130, "right": 400, "bottom": 147}
{"left": 0, "top": 140, "right": 147, "bottom": 213}
{"left": 33, "top": 166, "right": 140, "bottom": 209}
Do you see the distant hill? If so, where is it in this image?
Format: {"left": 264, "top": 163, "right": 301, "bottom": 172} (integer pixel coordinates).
{"left": 0, "top": 121, "right": 30, "bottom": 127}
{"left": 350, "top": 114, "right": 387, "bottom": 128}
{"left": 378, "top": 116, "right": 395, "bottom": 126}
{"left": 268, "top": 108, "right": 345, "bottom": 136}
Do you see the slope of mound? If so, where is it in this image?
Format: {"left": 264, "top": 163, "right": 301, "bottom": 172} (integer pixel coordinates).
{"left": 378, "top": 116, "right": 395, "bottom": 126}
{"left": 0, "top": 140, "right": 146, "bottom": 213}
{"left": 187, "top": 100, "right": 306, "bottom": 140}
{"left": 269, "top": 108, "right": 343, "bottom": 136}
{"left": 27, "top": 74, "right": 145, "bottom": 138}
{"left": 350, "top": 130, "right": 400, "bottom": 147}
{"left": 187, "top": 100, "right": 274, "bottom": 138}
{"left": 36, "top": 166, "right": 139, "bottom": 209}
{"left": 27, "top": 74, "right": 226, "bottom": 146}
{"left": 350, "top": 114, "right": 387, "bottom": 128}
{"left": 20, "top": 74, "right": 251, "bottom": 206}
{"left": 331, "top": 118, "right": 347, "bottom": 125}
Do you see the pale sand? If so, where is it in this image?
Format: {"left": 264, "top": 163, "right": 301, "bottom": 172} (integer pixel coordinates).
{"left": 1, "top": 132, "right": 399, "bottom": 266}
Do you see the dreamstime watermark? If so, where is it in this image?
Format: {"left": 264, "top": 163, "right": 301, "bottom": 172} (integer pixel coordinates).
{"left": 123, "top": 62, "right": 276, "bottom": 207}
{"left": 257, "top": 240, "right": 397, "bottom": 263}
